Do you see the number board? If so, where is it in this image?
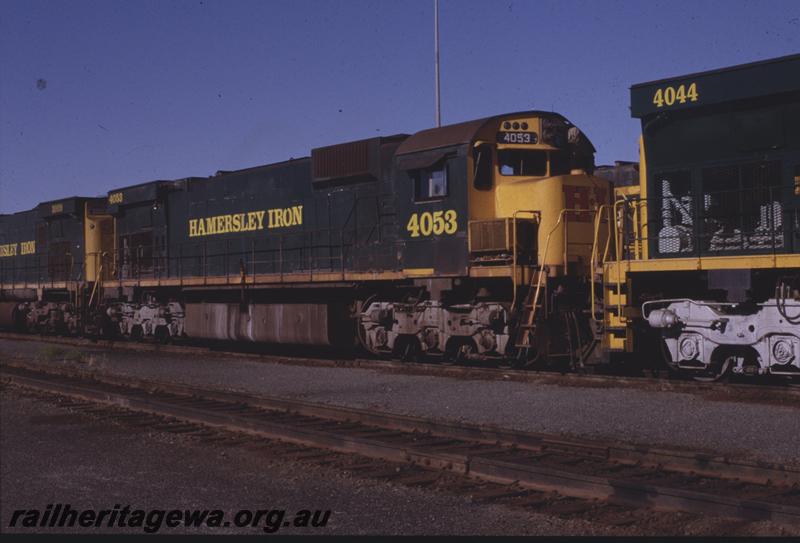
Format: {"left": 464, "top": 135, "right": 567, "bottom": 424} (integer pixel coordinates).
{"left": 406, "top": 210, "right": 458, "bottom": 238}
{"left": 651, "top": 83, "right": 699, "bottom": 109}
{"left": 496, "top": 131, "right": 538, "bottom": 144}
{"left": 629, "top": 55, "right": 800, "bottom": 118}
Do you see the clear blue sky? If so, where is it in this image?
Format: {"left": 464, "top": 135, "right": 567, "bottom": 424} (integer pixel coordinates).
{"left": 1, "top": 0, "right": 798, "bottom": 213}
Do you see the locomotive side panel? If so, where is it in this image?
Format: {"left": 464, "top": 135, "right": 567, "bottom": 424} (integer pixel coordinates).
{"left": 1, "top": 198, "right": 95, "bottom": 289}
{"left": 161, "top": 136, "right": 407, "bottom": 283}
{"left": 394, "top": 145, "right": 470, "bottom": 276}
{"left": 44, "top": 202, "right": 88, "bottom": 284}
{"left": 121, "top": 198, "right": 167, "bottom": 280}
{"left": 0, "top": 208, "right": 41, "bottom": 288}
{"left": 170, "top": 161, "right": 313, "bottom": 280}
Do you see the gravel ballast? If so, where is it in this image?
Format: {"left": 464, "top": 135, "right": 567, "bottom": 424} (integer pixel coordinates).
{"left": 0, "top": 389, "right": 640, "bottom": 536}
{"left": 2, "top": 338, "right": 798, "bottom": 465}
{"left": 5, "top": 388, "right": 797, "bottom": 536}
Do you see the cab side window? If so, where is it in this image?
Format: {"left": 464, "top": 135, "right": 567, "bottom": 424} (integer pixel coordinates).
{"left": 414, "top": 165, "right": 448, "bottom": 201}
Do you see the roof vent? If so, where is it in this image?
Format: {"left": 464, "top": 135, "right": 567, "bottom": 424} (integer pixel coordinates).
{"left": 311, "top": 135, "right": 407, "bottom": 185}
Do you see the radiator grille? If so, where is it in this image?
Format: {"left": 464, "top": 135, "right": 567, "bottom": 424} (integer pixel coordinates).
{"left": 469, "top": 218, "right": 538, "bottom": 257}
{"left": 312, "top": 140, "right": 372, "bottom": 181}
{"left": 469, "top": 220, "right": 509, "bottom": 253}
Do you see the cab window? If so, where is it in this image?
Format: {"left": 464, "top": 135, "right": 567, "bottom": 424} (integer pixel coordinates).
{"left": 497, "top": 149, "right": 547, "bottom": 176}
{"left": 414, "top": 165, "right": 448, "bottom": 201}
{"left": 549, "top": 151, "right": 572, "bottom": 176}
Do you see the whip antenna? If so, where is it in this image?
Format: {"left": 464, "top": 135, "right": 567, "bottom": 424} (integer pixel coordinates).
{"left": 434, "top": 0, "right": 441, "bottom": 127}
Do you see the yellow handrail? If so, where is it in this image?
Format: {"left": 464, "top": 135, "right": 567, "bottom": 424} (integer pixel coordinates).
{"left": 87, "top": 251, "right": 108, "bottom": 309}
{"left": 88, "top": 265, "right": 102, "bottom": 307}
{"left": 589, "top": 204, "right": 613, "bottom": 323}
{"left": 611, "top": 198, "right": 632, "bottom": 322}
{"left": 517, "top": 208, "right": 585, "bottom": 346}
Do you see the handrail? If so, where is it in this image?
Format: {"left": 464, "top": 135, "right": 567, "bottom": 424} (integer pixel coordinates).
{"left": 87, "top": 251, "right": 108, "bottom": 309}
{"left": 589, "top": 204, "right": 613, "bottom": 323}
{"left": 517, "top": 207, "right": 586, "bottom": 347}
{"left": 510, "top": 210, "right": 541, "bottom": 311}
{"left": 612, "top": 197, "right": 629, "bottom": 264}
{"left": 611, "top": 197, "right": 634, "bottom": 323}
{"left": 87, "top": 264, "right": 103, "bottom": 308}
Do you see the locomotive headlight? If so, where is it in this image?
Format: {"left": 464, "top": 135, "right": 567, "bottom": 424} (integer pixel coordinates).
{"left": 772, "top": 339, "right": 795, "bottom": 364}
{"left": 678, "top": 336, "right": 699, "bottom": 360}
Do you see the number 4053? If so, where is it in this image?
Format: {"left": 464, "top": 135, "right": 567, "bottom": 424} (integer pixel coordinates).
{"left": 406, "top": 210, "right": 458, "bottom": 237}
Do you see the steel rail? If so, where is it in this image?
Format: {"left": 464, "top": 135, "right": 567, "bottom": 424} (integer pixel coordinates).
{"left": 4, "top": 358, "right": 797, "bottom": 486}
{"left": 2, "top": 361, "right": 799, "bottom": 527}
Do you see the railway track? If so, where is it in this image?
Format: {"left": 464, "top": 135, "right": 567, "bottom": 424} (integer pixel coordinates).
{"left": 2, "top": 359, "right": 799, "bottom": 529}
{"left": 1, "top": 331, "right": 798, "bottom": 404}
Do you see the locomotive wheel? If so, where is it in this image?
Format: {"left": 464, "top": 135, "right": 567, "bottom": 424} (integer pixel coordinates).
{"left": 454, "top": 342, "right": 474, "bottom": 364}
{"left": 101, "top": 318, "right": 117, "bottom": 339}
{"left": 443, "top": 339, "right": 476, "bottom": 365}
{"left": 355, "top": 295, "right": 379, "bottom": 356}
{"left": 130, "top": 325, "right": 144, "bottom": 341}
{"left": 393, "top": 336, "right": 420, "bottom": 363}
{"left": 154, "top": 325, "right": 170, "bottom": 345}
{"left": 510, "top": 346, "right": 543, "bottom": 369}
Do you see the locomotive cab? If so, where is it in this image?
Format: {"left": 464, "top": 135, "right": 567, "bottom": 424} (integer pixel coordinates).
{"left": 467, "top": 113, "right": 610, "bottom": 278}
{"left": 394, "top": 112, "right": 611, "bottom": 280}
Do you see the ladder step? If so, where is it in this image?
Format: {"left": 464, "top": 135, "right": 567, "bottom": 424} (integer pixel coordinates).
{"left": 607, "top": 292, "right": 627, "bottom": 305}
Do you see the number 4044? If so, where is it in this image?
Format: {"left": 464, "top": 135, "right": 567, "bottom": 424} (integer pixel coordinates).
{"left": 652, "top": 82, "right": 698, "bottom": 108}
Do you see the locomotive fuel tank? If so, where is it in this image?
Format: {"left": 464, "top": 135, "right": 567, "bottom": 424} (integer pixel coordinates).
{"left": 184, "top": 302, "right": 351, "bottom": 346}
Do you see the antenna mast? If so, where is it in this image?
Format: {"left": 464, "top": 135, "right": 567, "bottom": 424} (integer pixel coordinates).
{"left": 434, "top": 0, "right": 441, "bottom": 127}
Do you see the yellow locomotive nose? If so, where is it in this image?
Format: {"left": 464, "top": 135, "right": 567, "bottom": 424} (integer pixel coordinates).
{"left": 495, "top": 172, "right": 610, "bottom": 277}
